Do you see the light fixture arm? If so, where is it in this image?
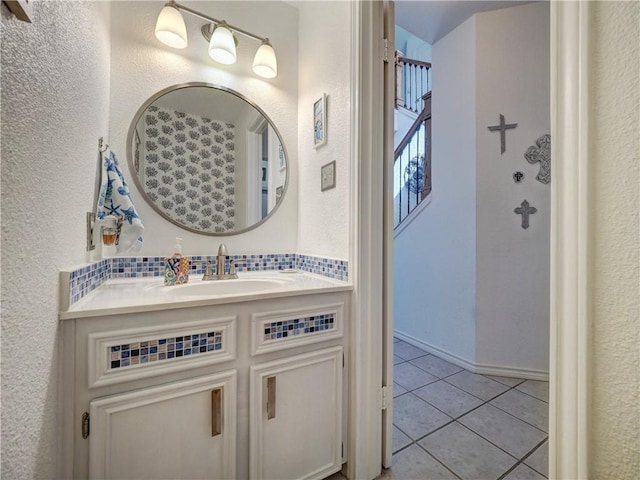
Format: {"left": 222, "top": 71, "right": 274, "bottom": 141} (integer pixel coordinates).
{"left": 167, "top": 1, "right": 267, "bottom": 43}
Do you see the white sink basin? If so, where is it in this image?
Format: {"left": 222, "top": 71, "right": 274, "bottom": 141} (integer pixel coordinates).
{"left": 164, "top": 278, "right": 291, "bottom": 297}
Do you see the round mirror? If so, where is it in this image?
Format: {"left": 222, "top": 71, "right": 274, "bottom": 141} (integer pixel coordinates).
{"left": 127, "top": 83, "right": 288, "bottom": 235}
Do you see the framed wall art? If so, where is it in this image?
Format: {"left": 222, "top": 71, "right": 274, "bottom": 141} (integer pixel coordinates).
{"left": 3, "top": 0, "right": 33, "bottom": 22}
{"left": 313, "top": 93, "right": 327, "bottom": 148}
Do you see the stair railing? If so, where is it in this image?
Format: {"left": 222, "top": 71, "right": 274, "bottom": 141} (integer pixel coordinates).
{"left": 395, "top": 52, "right": 432, "bottom": 114}
{"left": 394, "top": 92, "right": 431, "bottom": 229}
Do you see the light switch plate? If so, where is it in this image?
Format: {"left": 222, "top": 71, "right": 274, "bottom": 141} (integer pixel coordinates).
{"left": 321, "top": 161, "right": 336, "bottom": 192}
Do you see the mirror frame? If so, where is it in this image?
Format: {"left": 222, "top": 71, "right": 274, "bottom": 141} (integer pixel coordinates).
{"left": 126, "top": 82, "right": 290, "bottom": 236}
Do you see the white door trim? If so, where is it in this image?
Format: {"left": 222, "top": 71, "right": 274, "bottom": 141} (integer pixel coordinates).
{"left": 348, "top": 1, "right": 385, "bottom": 480}
{"left": 549, "top": 2, "right": 590, "bottom": 479}
{"left": 351, "top": 2, "right": 590, "bottom": 479}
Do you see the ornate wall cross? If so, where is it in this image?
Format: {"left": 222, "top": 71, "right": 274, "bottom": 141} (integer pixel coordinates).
{"left": 524, "top": 134, "right": 551, "bottom": 184}
{"left": 514, "top": 199, "right": 537, "bottom": 229}
{"left": 488, "top": 114, "right": 518, "bottom": 154}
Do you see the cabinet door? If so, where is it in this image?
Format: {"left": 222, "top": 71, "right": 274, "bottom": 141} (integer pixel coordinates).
{"left": 250, "top": 346, "right": 343, "bottom": 480}
{"left": 89, "top": 370, "right": 236, "bottom": 480}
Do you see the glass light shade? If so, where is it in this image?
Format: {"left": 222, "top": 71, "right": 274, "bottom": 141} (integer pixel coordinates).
{"left": 252, "top": 40, "right": 277, "bottom": 78}
{"left": 208, "top": 24, "right": 237, "bottom": 65}
{"left": 155, "top": 4, "right": 188, "bottom": 49}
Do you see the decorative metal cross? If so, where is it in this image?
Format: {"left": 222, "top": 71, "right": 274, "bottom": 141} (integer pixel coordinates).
{"left": 525, "top": 134, "right": 551, "bottom": 184}
{"left": 488, "top": 114, "right": 518, "bottom": 154}
{"left": 514, "top": 199, "right": 537, "bottom": 229}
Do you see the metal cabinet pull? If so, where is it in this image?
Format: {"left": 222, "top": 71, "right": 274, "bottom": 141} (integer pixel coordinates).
{"left": 211, "top": 388, "right": 222, "bottom": 437}
{"left": 267, "top": 376, "right": 276, "bottom": 420}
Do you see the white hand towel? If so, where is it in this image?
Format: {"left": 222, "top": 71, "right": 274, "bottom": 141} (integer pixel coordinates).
{"left": 97, "top": 149, "right": 144, "bottom": 253}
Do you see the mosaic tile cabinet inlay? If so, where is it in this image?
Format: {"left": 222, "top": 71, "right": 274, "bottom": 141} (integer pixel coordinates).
{"left": 109, "top": 330, "right": 223, "bottom": 370}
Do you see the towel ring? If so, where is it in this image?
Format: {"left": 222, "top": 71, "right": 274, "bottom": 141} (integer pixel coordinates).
{"left": 98, "top": 137, "right": 109, "bottom": 153}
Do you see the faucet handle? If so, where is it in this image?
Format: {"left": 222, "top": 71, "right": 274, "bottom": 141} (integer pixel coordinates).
{"left": 229, "top": 260, "right": 244, "bottom": 275}
{"left": 204, "top": 261, "right": 213, "bottom": 276}
{"left": 193, "top": 260, "right": 214, "bottom": 280}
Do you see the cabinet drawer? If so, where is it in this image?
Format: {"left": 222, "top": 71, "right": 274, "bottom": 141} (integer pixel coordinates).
{"left": 250, "top": 302, "right": 344, "bottom": 355}
{"left": 88, "top": 317, "right": 236, "bottom": 388}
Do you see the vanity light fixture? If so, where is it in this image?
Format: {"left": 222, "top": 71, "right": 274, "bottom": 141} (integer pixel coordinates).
{"left": 154, "top": 1, "right": 278, "bottom": 78}
{"left": 154, "top": 2, "right": 188, "bottom": 49}
{"left": 207, "top": 22, "right": 238, "bottom": 65}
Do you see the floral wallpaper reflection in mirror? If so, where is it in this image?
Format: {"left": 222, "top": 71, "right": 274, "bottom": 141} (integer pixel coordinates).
{"left": 142, "top": 106, "right": 236, "bottom": 233}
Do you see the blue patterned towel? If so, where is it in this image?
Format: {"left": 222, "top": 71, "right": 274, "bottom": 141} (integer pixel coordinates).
{"left": 97, "top": 149, "right": 144, "bottom": 253}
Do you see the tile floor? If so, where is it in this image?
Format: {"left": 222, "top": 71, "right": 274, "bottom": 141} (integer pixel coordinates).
{"left": 325, "top": 338, "right": 549, "bottom": 480}
{"left": 383, "top": 338, "right": 549, "bottom": 480}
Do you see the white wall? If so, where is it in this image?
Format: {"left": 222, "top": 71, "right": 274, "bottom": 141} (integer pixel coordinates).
{"left": 0, "top": 1, "right": 111, "bottom": 477}
{"left": 109, "top": 1, "right": 299, "bottom": 256}
{"left": 588, "top": 2, "right": 640, "bottom": 477}
{"left": 395, "top": 3, "right": 550, "bottom": 375}
{"left": 395, "top": 25, "right": 432, "bottom": 63}
{"left": 394, "top": 16, "right": 478, "bottom": 363}
{"left": 296, "top": 1, "right": 351, "bottom": 260}
{"left": 475, "top": 2, "right": 550, "bottom": 373}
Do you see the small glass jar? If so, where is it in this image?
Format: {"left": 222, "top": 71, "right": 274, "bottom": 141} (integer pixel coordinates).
{"left": 102, "top": 216, "right": 118, "bottom": 246}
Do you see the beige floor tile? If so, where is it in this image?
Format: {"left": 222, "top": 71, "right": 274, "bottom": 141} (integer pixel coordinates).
{"left": 394, "top": 393, "right": 452, "bottom": 440}
{"left": 419, "top": 422, "right": 517, "bottom": 480}
{"left": 516, "top": 380, "right": 549, "bottom": 402}
{"left": 410, "top": 354, "right": 463, "bottom": 378}
{"left": 382, "top": 445, "right": 457, "bottom": 479}
{"left": 524, "top": 441, "right": 548, "bottom": 477}
{"left": 485, "top": 374, "right": 526, "bottom": 387}
{"left": 491, "top": 389, "right": 549, "bottom": 432}
{"left": 393, "top": 383, "right": 407, "bottom": 397}
{"left": 503, "top": 463, "right": 546, "bottom": 479}
{"left": 394, "top": 362, "right": 438, "bottom": 391}
{"left": 392, "top": 426, "right": 412, "bottom": 453}
{"left": 445, "top": 370, "right": 510, "bottom": 401}
{"left": 458, "top": 404, "right": 547, "bottom": 458}
{"left": 413, "top": 380, "right": 483, "bottom": 418}
{"left": 394, "top": 340, "right": 429, "bottom": 361}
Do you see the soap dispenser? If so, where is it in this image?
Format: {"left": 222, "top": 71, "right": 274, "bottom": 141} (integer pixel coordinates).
{"left": 164, "top": 237, "right": 190, "bottom": 286}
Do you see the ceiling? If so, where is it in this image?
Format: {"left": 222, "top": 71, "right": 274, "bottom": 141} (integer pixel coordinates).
{"left": 395, "top": 0, "right": 537, "bottom": 45}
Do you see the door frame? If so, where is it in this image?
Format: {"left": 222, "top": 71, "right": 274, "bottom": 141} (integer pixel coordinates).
{"left": 349, "top": 1, "right": 590, "bottom": 479}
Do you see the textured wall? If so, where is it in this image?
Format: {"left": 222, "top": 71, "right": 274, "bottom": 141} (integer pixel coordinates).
{"left": 109, "top": 1, "right": 298, "bottom": 256}
{"left": 0, "top": 1, "right": 111, "bottom": 477}
{"left": 589, "top": 2, "right": 640, "bottom": 477}
{"left": 394, "top": 16, "right": 478, "bottom": 363}
{"left": 296, "top": 1, "right": 351, "bottom": 260}
{"left": 475, "top": 2, "right": 550, "bottom": 374}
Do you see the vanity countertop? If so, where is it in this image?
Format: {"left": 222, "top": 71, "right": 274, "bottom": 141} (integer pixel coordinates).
{"left": 60, "top": 271, "right": 352, "bottom": 320}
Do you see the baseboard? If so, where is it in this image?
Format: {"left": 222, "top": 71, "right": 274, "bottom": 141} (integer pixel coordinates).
{"left": 394, "top": 331, "right": 549, "bottom": 381}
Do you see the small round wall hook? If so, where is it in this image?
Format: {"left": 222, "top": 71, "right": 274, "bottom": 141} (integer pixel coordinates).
{"left": 98, "top": 137, "right": 109, "bottom": 153}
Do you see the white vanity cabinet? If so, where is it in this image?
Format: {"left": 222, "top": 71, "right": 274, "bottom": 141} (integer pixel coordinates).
{"left": 250, "top": 347, "right": 343, "bottom": 480}
{"left": 89, "top": 370, "right": 236, "bottom": 480}
{"left": 61, "top": 290, "right": 349, "bottom": 480}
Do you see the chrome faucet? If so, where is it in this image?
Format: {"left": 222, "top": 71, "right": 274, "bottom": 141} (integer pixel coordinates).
{"left": 202, "top": 243, "right": 239, "bottom": 280}
{"left": 216, "top": 243, "right": 228, "bottom": 278}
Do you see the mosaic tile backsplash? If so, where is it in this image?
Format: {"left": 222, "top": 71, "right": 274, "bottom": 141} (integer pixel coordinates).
{"left": 109, "top": 330, "right": 223, "bottom": 370}
{"left": 263, "top": 313, "right": 335, "bottom": 342}
{"left": 295, "top": 255, "right": 348, "bottom": 281}
{"left": 65, "top": 253, "right": 347, "bottom": 308}
{"left": 68, "top": 259, "right": 110, "bottom": 306}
